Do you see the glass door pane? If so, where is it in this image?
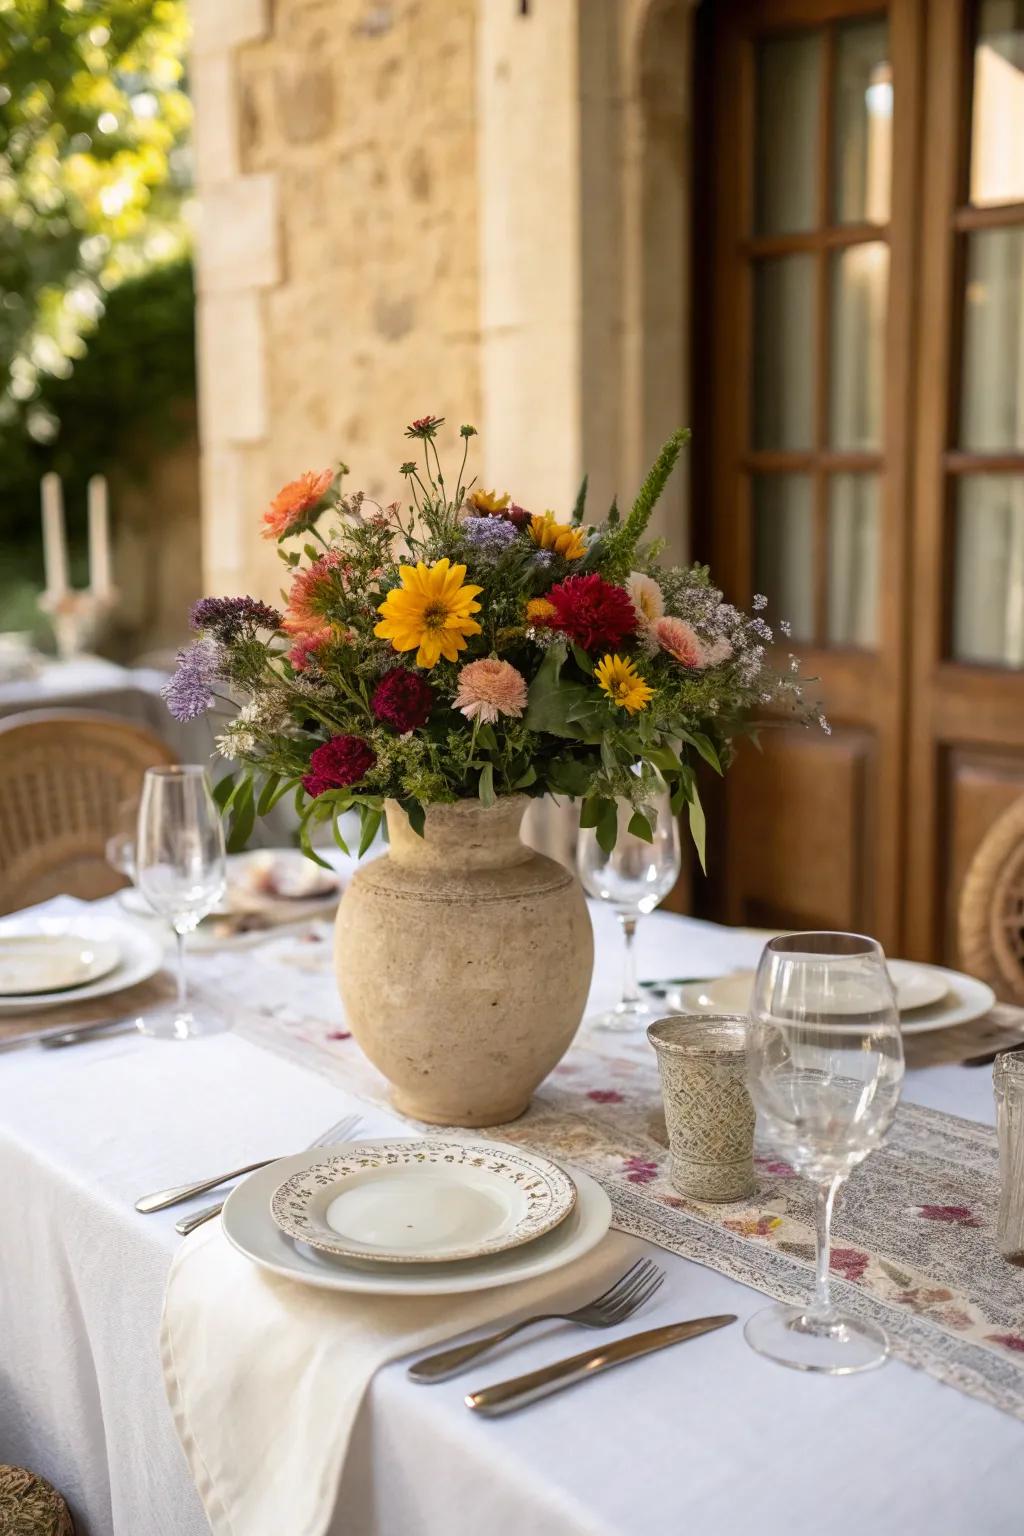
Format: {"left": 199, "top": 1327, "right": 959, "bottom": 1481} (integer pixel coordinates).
{"left": 833, "top": 20, "right": 892, "bottom": 224}
{"left": 756, "top": 33, "right": 822, "bottom": 234}
{"left": 970, "top": 0, "right": 1024, "bottom": 206}
{"left": 829, "top": 242, "right": 889, "bottom": 449}
{"left": 828, "top": 475, "right": 879, "bottom": 646}
{"left": 953, "top": 476, "right": 1024, "bottom": 665}
{"left": 754, "top": 476, "right": 815, "bottom": 640}
{"left": 753, "top": 256, "right": 817, "bottom": 450}
{"left": 960, "top": 227, "right": 1024, "bottom": 450}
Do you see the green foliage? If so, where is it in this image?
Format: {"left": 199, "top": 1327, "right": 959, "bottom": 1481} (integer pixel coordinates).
{"left": 602, "top": 428, "right": 690, "bottom": 581}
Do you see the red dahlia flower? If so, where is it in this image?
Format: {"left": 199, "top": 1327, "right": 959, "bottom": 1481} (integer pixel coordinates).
{"left": 303, "top": 735, "right": 376, "bottom": 797}
{"left": 545, "top": 573, "right": 638, "bottom": 653}
{"left": 371, "top": 668, "right": 435, "bottom": 732}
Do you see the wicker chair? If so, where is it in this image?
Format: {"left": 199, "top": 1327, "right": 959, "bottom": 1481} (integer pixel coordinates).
{"left": 0, "top": 710, "right": 176, "bottom": 916}
{"left": 0, "top": 1466, "right": 75, "bottom": 1534}
{"left": 959, "top": 796, "right": 1024, "bottom": 1005}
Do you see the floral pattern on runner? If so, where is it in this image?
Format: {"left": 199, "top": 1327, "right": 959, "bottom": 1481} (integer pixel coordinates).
{"left": 188, "top": 928, "right": 1024, "bottom": 1423}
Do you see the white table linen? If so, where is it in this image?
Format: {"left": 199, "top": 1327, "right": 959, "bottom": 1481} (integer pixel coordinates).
{"left": 0, "top": 898, "right": 1021, "bottom": 1536}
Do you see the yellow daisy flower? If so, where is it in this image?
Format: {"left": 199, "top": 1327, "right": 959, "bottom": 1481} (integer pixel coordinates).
{"left": 529, "top": 512, "right": 587, "bottom": 562}
{"left": 595, "top": 653, "right": 654, "bottom": 714}
{"left": 467, "top": 488, "right": 510, "bottom": 515}
{"left": 374, "top": 559, "right": 483, "bottom": 669}
{"left": 525, "top": 596, "right": 556, "bottom": 625}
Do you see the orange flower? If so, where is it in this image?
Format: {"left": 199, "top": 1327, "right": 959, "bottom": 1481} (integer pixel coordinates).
{"left": 286, "top": 550, "right": 348, "bottom": 625}
{"left": 261, "top": 468, "right": 334, "bottom": 540}
{"left": 525, "top": 597, "right": 556, "bottom": 625}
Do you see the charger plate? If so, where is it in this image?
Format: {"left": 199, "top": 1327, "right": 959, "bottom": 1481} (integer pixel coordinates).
{"left": 269, "top": 1138, "right": 577, "bottom": 1263}
{"left": 0, "top": 914, "right": 163, "bottom": 1012}
{"left": 222, "top": 1143, "right": 610, "bottom": 1296}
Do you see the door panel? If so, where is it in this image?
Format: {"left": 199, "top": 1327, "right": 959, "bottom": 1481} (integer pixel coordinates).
{"left": 702, "top": 0, "right": 919, "bottom": 952}
{"left": 904, "top": 0, "right": 1024, "bottom": 960}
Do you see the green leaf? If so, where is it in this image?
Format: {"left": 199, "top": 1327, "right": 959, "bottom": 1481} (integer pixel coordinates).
{"left": 478, "top": 761, "right": 495, "bottom": 807}
{"left": 571, "top": 473, "right": 588, "bottom": 525}
{"left": 570, "top": 643, "right": 593, "bottom": 675}
{"left": 512, "top": 764, "right": 538, "bottom": 789}
{"left": 401, "top": 798, "right": 426, "bottom": 838}
{"left": 595, "top": 798, "right": 619, "bottom": 854}
{"left": 226, "top": 776, "right": 255, "bottom": 853}
{"left": 680, "top": 729, "right": 723, "bottom": 774}
{"left": 299, "top": 813, "right": 334, "bottom": 870}
{"left": 256, "top": 772, "right": 281, "bottom": 817}
{"left": 212, "top": 772, "right": 236, "bottom": 811}
{"left": 331, "top": 814, "right": 351, "bottom": 856}
{"left": 475, "top": 723, "right": 498, "bottom": 753}
{"left": 357, "top": 807, "right": 382, "bottom": 858}
{"left": 546, "top": 756, "right": 595, "bottom": 796}
{"left": 579, "top": 795, "right": 608, "bottom": 830}
{"left": 524, "top": 646, "right": 589, "bottom": 738}
{"left": 688, "top": 780, "right": 707, "bottom": 874}
{"left": 647, "top": 743, "right": 683, "bottom": 776}
{"left": 265, "top": 775, "right": 300, "bottom": 813}
{"left": 628, "top": 810, "right": 654, "bottom": 843}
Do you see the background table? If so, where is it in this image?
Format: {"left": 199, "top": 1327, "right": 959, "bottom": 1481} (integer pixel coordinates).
{"left": 0, "top": 901, "right": 1020, "bottom": 1536}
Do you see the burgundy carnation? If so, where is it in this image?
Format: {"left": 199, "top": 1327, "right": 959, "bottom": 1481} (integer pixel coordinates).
{"left": 302, "top": 735, "right": 376, "bottom": 797}
{"left": 371, "top": 668, "right": 434, "bottom": 732}
{"left": 545, "top": 573, "right": 638, "bottom": 653}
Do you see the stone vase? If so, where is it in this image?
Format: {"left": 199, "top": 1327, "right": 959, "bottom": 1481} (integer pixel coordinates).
{"left": 334, "top": 796, "right": 594, "bottom": 1127}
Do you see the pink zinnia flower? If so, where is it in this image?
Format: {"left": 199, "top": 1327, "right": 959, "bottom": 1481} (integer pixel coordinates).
{"left": 453, "top": 659, "right": 528, "bottom": 724}
{"left": 653, "top": 616, "right": 708, "bottom": 669}
{"left": 287, "top": 625, "right": 332, "bottom": 672}
{"left": 286, "top": 551, "right": 348, "bottom": 626}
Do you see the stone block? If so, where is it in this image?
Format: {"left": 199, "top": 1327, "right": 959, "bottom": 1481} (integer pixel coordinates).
{"left": 195, "top": 173, "right": 280, "bottom": 294}
{"left": 200, "top": 446, "right": 247, "bottom": 585}
{"left": 197, "top": 291, "right": 268, "bottom": 445}
{"left": 190, "top": 53, "right": 239, "bottom": 186}
{"left": 191, "top": 0, "right": 269, "bottom": 57}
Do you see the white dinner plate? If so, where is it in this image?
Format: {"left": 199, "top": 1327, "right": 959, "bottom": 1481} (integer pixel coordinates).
{"left": 677, "top": 961, "right": 994, "bottom": 1035}
{"left": 0, "top": 933, "right": 121, "bottom": 996}
{"left": 0, "top": 914, "right": 164, "bottom": 1013}
{"left": 223, "top": 1141, "right": 611, "bottom": 1296}
{"left": 270, "top": 1138, "right": 577, "bottom": 1264}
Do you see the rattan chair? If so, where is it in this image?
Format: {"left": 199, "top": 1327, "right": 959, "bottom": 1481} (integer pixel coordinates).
{"left": 0, "top": 710, "right": 176, "bottom": 916}
{"left": 0, "top": 1465, "right": 75, "bottom": 1534}
{"left": 959, "top": 796, "right": 1024, "bottom": 1005}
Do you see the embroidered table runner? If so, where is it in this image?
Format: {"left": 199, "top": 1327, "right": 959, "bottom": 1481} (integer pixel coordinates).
{"left": 169, "top": 925, "right": 1024, "bottom": 1424}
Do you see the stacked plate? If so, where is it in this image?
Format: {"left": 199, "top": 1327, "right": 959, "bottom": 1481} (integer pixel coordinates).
{"left": 0, "top": 912, "right": 164, "bottom": 1014}
{"left": 675, "top": 957, "right": 995, "bottom": 1035}
{"left": 223, "top": 1137, "right": 611, "bottom": 1296}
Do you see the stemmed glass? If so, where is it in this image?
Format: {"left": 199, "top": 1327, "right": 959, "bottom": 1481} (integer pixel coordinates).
{"left": 745, "top": 932, "right": 904, "bottom": 1373}
{"left": 135, "top": 766, "right": 227, "bottom": 1040}
{"left": 576, "top": 783, "right": 682, "bottom": 1030}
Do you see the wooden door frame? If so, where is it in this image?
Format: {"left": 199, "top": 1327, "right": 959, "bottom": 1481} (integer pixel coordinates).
{"left": 695, "top": 0, "right": 926, "bottom": 950}
{"left": 904, "top": 0, "right": 1024, "bottom": 958}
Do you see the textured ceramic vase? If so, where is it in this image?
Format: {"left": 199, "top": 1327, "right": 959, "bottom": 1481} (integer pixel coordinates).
{"left": 335, "top": 796, "right": 594, "bottom": 1127}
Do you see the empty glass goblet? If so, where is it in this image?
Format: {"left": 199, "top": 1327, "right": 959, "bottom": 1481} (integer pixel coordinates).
{"left": 576, "top": 784, "right": 681, "bottom": 1030}
{"left": 135, "top": 765, "right": 227, "bottom": 1040}
{"left": 744, "top": 932, "right": 904, "bottom": 1374}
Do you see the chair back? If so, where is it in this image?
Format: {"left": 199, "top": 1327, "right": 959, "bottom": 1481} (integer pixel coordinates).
{"left": 959, "top": 795, "right": 1024, "bottom": 1005}
{"left": 0, "top": 710, "right": 177, "bottom": 915}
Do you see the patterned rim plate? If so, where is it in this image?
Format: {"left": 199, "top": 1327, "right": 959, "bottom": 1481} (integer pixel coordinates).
{"left": 269, "top": 1138, "right": 578, "bottom": 1264}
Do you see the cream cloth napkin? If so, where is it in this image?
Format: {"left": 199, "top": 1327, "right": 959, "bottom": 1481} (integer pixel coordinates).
{"left": 161, "top": 1218, "right": 634, "bottom": 1536}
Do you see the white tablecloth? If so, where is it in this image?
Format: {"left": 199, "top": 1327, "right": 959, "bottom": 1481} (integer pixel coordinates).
{"left": 0, "top": 900, "right": 1020, "bottom": 1536}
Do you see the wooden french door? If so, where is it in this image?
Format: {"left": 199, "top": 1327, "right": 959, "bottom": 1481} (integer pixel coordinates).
{"left": 698, "top": 0, "right": 1024, "bottom": 961}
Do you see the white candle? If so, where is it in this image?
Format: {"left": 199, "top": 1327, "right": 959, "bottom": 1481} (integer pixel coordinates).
{"left": 41, "top": 473, "right": 68, "bottom": 599}
{"left": 87, "top": 474, "right": 112, "bottom": 600}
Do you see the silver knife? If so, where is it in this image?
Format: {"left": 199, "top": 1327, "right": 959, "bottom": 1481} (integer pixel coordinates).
{"left": 0, "top": 1017, "right": 140, "bottom": 1053}
{"left": 464, "top": 1315, "right": 736, "bottom": 1417}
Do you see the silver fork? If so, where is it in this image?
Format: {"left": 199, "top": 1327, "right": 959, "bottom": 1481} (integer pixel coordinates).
{"left": 136, "top": 1112, "right": 362, "bottom": 1215}
{"left": 174, "top": 1112, "right": 363, "bottom": 1237}
{"left": 407, "top": 1258, "right": 665, "bottom": 1383}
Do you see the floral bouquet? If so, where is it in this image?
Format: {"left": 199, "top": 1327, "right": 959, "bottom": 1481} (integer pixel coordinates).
{"left": 166, "top": 415, "right": 820, "bottom": 865}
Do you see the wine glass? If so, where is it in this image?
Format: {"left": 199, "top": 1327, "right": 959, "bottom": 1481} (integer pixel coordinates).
{"left": 576, "top": 783, "right": 682, "bottom": 1030}
{"left": 744, "top": 932, "right": 904, "bottom": 1374}
{"left": 135, "top": 766, "right": 227, "bottom": 1040}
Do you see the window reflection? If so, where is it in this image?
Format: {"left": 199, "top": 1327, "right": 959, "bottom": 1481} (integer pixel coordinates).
{"left": 970, "top": 0, "right": 1024, "bottom": 206}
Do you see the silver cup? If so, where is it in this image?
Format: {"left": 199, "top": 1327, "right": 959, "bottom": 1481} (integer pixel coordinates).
{"left": 647, "top": 1014, "right": 755, "bottom": 1202}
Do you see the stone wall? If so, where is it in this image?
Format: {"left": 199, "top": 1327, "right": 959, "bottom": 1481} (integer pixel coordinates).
{"left": 192, "top": 0, "right": 481, "bottom": 599}
{"left": 191, "top": 0, "right": 693, "bottom": 594}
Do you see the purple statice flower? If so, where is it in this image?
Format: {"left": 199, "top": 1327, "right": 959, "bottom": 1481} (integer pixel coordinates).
{"left": 162, "top": 639, "right": 221, "bottom": 721}
{"left": 462, "top": 516, "right": 519, "bottom": 554}
{"left": 190, "top": 595, "right": 282, "bottom": 639}
{"left": 748, "top": 616, "right": 774, "bottom": 643}
{"left": 752, "top": 592, "right": 767, "bottom": 611}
